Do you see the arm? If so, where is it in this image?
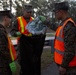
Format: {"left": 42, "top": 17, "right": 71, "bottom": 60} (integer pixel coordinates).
{"left": 43, "top": 19, "right": 58, "bottom": 31}
{"left": 61, "top": 22, "right": 76, "bottom": 68}
{"left": 49, "top": 22, "right": 58, "bottom": 31}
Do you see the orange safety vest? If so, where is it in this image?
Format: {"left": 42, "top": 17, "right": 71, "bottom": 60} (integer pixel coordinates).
{"left": 54, "top": 18, "right": 76, "bottom": 67}
{"left": 8, "top": 37, "right": 17, "bottom": 61}
{"left": 17, "top": 16, "right": 34, "bottom": 36}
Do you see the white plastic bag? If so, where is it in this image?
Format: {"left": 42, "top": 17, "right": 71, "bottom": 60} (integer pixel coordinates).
{"left": 26, "top": 16, "right": 47, "bottom": 35}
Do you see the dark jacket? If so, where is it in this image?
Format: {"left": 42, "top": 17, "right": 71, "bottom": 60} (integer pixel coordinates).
{"left": 0, "top": 24, "right": 12, "bottom": 75}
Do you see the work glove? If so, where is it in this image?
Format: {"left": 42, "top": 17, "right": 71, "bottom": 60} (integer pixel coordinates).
{"left": 39, "top": 16, "right": 46, "bottom": 22}
{"left": 42, "top": 17, "right": 52, "bottom": 26}
{"left": 9, "top": 61, "right": 17, "bottom": 73}
{"left": 16, "top": 31, "right": 21, "bottom": 36}
{"left": 39, "top": 16, "right": 51, "bottom": 26}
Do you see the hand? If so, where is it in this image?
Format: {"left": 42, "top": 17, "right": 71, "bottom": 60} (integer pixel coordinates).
{"left": 16, "top": 31, "right": 21, "bottom": 36}
{"left": 59, "top": 66, "right": 66, "bottom": 75}
{"left": 9, "top": 61, "right": 16, "bottom": 73}
{"left": 42, "top": 17, "right": 51, "bottom": 26}
{"left": 39, "top": 16, "right": 46, "bottom": 22}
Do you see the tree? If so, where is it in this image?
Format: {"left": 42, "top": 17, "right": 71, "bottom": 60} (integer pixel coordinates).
{"left": 1, "top": 0, "right": 76, "bottom": 22}
{"left": 0, "top": 0, "right": 61, "bottom": 17}
{"left": 0, "top": 0, "right": 10, "bottom": 10}
{"left": 69, "top": 1, "right": 76, "bottom": 22}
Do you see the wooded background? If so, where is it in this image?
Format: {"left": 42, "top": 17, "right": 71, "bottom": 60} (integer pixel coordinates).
{"left": 1, "top": 0, "right": 76, "bottom": 33}
{"left": 0, "top": 0, "right": 76, "bottom": 23}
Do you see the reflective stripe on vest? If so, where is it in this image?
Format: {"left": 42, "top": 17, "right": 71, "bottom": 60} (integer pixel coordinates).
{"left": 18, "top": 17, "right": 24, "bottom": 33}
{"left": 8, "top": 37, "right": 17, "bottom": 61}
{"left": 17, "top": 16, "right": 33, "bottom": 36}
{"left": 54, "top": 18, "right": 76, "bottom": 66}
{"left": 56, "top": 36, "right": 64, "bottom": 42}
{"left": 55, "top": 49, "right": 76, "bottom": 55}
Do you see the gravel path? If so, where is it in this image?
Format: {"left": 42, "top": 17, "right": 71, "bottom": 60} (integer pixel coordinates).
{"left": 41, "top": 62, "right": 59, "bottom": 75}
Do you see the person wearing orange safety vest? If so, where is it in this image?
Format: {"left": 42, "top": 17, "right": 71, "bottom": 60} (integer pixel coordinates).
{"left": 0, "top": 10, "right": 17, "bottom": 75}
{"left": 43, "top": 1, "right": 76, "bottom": 75}
{"left": 11, "top": 4, "right": 46, "bottom": 75}
{"left": 53, "top": 2, "right": 76, "bottom": 75}
{"left": 16, "top": 16, "right": 34, "bottom": 43}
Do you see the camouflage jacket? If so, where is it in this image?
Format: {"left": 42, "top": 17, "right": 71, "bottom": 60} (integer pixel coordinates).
{"left": 0, "top": 24, "right": 12, "bottom": 75}
{"left": 50, "top": 18, "right": 76, "bottom": 68}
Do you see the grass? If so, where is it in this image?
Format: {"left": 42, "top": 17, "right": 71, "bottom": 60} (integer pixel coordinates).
{"left": 41, "top": 47, "right": 54, "bottom": 70}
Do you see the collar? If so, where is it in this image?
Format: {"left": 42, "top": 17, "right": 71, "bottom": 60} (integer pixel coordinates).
{"left": 60, "top": 17, "right": 70, "bottom": 26}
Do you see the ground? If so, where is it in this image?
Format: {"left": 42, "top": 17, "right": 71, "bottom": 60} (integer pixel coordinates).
{"left": 41, "top": 46, "right": 54, "bottom": 69}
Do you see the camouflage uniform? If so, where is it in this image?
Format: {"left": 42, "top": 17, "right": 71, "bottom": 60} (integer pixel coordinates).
{"left": 0, "top": 24, "right": 12, "bottom": 75}
{"left": 48, "top": 17, "right": 76, "bottom": 75}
